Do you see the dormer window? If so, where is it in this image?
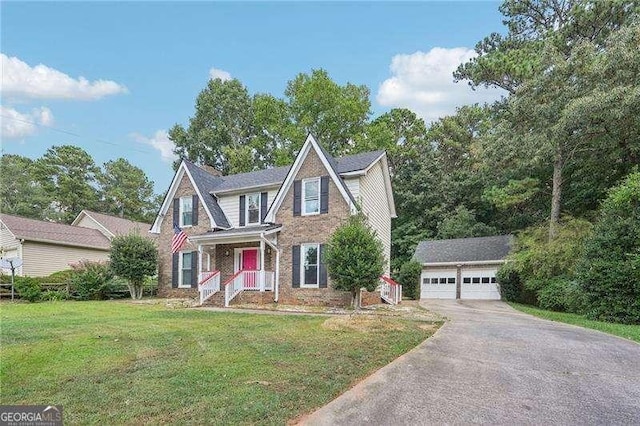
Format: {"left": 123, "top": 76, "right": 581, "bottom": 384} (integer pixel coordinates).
{"left": 302, "top": 177, "right": 320, "bottom": 215}
{"left": 246, "top": 193, "right": 260, "bottom": 225}
{"left": 180, "top": 196, "right": 193, "bottom": 227}
{"left": 239, "top": 192, "right": 267, "bottom": 227}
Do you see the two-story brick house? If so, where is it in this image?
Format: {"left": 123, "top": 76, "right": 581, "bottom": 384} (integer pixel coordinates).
{"left": 151, "top": 134, "right": 398, "bottom": 306}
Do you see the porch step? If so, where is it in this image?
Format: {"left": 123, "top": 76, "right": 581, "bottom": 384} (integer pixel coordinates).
{"left": 201, "top": 290, "right": 226, "bottom": 307}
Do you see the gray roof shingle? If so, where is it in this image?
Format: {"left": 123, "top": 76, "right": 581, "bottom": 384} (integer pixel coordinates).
{"left": 413, "top": 235, "right": 514, "bottom": 264}
{"left": 183, "top": 161, "right": 231, "bottom": 228}
{"left": 78, "top": 210, "right": 154, "bottom": 238}
{"left": 181, "top": 149, "right": 384, "bottom": 228}
{"left": 1, "top": 214, "right": 111, "bottom": 250}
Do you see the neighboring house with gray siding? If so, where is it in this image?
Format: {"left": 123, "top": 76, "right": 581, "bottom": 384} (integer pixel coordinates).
{"left": 0, "top": 211, "right": 153, "bottom": 277}
{"left": 414, "top": 235, "right": 513, "bottom": 300}
{"left": 151, "top": 134, "right": 397, "bottom": 306}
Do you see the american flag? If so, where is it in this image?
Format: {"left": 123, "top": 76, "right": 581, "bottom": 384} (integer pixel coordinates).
{"left": 171, "top": 224, "right": 188, "bottom": 253}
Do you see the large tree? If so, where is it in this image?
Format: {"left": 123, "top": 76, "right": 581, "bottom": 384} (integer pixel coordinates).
{"left": 456, "top": 0, "right": 639, "bottom": 239}
{"left": 98, "top": 158, "right": 158, "bottom": 222}
{"left": 32, "top": 145, "right": 101, "bottom": 223}
{"left": 0, "top": 154, "right": 52, "bottom": 219}
{"left": 169, "top": 77, "right": 254, "bottom": 174}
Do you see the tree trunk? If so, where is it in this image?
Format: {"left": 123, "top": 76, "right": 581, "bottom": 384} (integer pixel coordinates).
{"left": 127, "top": 283, "right": 136, "bottom": 300}
{"left": 351, "top": 290, "right": 361, "bottom": 310}
{"left": 549, "top": 145, "right": 564, "bottom": 241}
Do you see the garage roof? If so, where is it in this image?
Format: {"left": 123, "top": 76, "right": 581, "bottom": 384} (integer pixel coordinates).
{"left": 413, "top": 235, "right": 513, "bottom": 264}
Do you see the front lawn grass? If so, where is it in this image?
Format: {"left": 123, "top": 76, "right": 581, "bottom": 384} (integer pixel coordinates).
{"left": 510, "top": 303, "right": 640, "bottom": 343}
{"left": 0, "top": 301, "right": 436, "bottom": 424}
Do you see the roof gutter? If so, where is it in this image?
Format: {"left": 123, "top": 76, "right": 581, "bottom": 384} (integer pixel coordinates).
{"left": 420, "top": 260, "right": 507, "bottom": 267}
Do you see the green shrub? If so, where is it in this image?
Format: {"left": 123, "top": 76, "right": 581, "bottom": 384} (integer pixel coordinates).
{"left": 577, "top": 171, "right": 640, "bottom": 324}
{"left": 527, "top": 278, "right": 581, "bottom": 312}
{"left": 396, "top": 260, "right": 421, "bottom": 300}
{"left": 324, "top": 214, "right": 385, "bottom": 307}
{"left": 14, "top": 277, "right": 42, "bottom": 302}
{"left": 504, "top": 217, "right": 592, "bottom": 311}
{"left": 496, "top": 262, "right": 522, "bottom": 302}
{"left": 41, "top": 290, "right": 68, "bottom": 301}
{"left": 45, "top": 269, "right": 74, "bottom": 283}
{"left": 69, "top": 261, "right": 113, "bottom": 300}
{"left": 110, "top": 234, "right": 158, "bottom": 300}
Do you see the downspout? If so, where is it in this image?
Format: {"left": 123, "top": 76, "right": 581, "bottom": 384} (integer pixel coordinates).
{"left": 260, "top": 233, "right": 280, "bottom": 302}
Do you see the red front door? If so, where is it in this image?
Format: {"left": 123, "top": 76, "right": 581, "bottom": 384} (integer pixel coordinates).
{"left": 242, "top": 249, "right": 258, "bottom": 270}
{"left": 242, "top": 249, "right": 259, "bottom": 288}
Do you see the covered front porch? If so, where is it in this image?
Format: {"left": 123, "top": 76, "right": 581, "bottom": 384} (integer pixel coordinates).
{"left": 190, "top": 225, "right": 281, "bottom": 306}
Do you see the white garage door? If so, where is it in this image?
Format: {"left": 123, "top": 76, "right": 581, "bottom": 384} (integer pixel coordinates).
{"left": 421, "top": 270, "right": 457, "bottom": 299}
{"left": 461, "top": 268, "right": 500, "bottom": 300}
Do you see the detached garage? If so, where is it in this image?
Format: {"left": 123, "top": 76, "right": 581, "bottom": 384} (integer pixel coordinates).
{"left": 413, "top": 235, "right": 513, "bottom": 300}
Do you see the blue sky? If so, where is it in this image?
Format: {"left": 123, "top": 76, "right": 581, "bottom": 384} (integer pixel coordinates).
{"left": 1, "top": 1, "right": 504, "bottom": 193}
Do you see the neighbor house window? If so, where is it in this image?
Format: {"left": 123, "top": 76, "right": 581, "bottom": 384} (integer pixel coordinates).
{"left": 179, "top": 251, "right": 193, "bottom": 287}
{"left": 302, "top": 178, "right": 320, "bottom": 215}
{"left": 246, "top": 193, "right": 260, "bottom": 225}
{"left": 180, "top": 196, "right": 193, "bottom": 227}
{"left": 301, "top": 244, "right": 319, "bottom": 287}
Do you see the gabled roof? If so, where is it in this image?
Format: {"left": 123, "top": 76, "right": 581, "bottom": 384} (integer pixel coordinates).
{"left": 183, "top": 161, "right": 230, "bottom": 228}
{"left": 72, "top": 210, "right": 153, "bottom": 238}
{"left": 210, "top": 149, "right": 386, "bottom": 194}
{"left": 413, "top": 235, "right": 514, "bottom": 264}
{"left": 263, "top": 134, "right": 358, "bottom": 222}
{"left": 0, "top": 214, "right": 111, "bottom": 250}
{"left": 151, "top": 138, "right": 390, "bottom": 232}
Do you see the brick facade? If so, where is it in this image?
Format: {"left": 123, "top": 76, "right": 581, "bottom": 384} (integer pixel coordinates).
{"left": 157, "top": 173, "right": 212, "bottom": 297}
{"left": 274, "top": 149, "right": 353, "bottom": 306}
{"left": 158, "top": 147, "right": 383, "bottom": 307}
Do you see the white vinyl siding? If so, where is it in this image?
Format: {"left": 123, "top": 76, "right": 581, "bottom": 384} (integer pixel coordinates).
{"left": 217, "top": 189, "right": 278, "bottom": 228}
{"left": 344, "top": 178, "right": 360, "bottom": 202}
{"left": 21, "top": 241, "right": 109, "bottom": 277}
{"left": 0, "top": 223, "right": 19, "bottom": 251}
{"left": 358, "top": 161, "right": 392, "bottom": 274}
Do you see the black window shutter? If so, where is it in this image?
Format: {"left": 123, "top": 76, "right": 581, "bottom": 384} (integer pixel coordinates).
{"left": 293, "top": 180, "right": 302, "bottom": 216}
{"left": 260, "top": 192, "right": 268, "bottom": 223}
{"left": 239, "top": 195, "right": 246, "bottom": 226}
{"left": 292, "top": 245, "right": 301, "bottom": 288}
{"left": 191, "top": 251, "right": 198, "bottom": 288}
{"left": 319, "top": 244, "right": 328, "bottom": 288}
{"left": 192, "top": 195, "right": 199, "bottom": 226}
{"left": 320, "top": 176, "right": 329, "bottom": 214}
{"left": 173, "top": 198, "right": 179, "bottom": 226}
{"left": 171, "top": 253, "right": 179, "bottom": 288}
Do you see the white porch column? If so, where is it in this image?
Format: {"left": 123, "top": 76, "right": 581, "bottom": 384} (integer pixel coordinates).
{"left": 260, "top": 239, "right": 265, "bottom": 292}
{"left": 197, "top": 244, "right": 203, "bottom": 283}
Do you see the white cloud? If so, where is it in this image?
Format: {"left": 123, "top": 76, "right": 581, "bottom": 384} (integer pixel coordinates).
{"left": 208, "top": 67, "right": 232, "bottom": 82}
{"left": 1, "top": 53, "right": 128, "bottom": 101}
{"left": 131, "top": 130, "right": 177, "bottom": 163}
{"left": 0, "top": 106, "right": 54, "bottom": 139}
{"left": 377, "top": 47, "right": 504, "bottom": 123}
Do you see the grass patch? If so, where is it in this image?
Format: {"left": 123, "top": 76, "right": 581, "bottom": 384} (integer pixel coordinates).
{"left": 510, "top": 303, "right": 640, "bottom": 343}
{"left": 0, "top": 301, "right": 437, "bottom": 424}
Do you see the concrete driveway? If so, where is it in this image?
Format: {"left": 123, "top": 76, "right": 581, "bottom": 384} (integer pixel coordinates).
{"left": 302, "top": 300, "right": 640, "bottom": 425}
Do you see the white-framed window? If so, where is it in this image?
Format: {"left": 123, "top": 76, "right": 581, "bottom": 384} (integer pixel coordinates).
{"left": 179, "top": 251, "right": 193, "bottom": 288}
{"left": 180, "top": 196, "right": 193, "bottom": 227}
{"left": 246, "top": 193, "right": 261, "bottom": 225}
{"left": 301, "top": 243, "right": 320, "bottom": 288}
{"left": 302, "top": 177, "right": 320, "bottom": 215}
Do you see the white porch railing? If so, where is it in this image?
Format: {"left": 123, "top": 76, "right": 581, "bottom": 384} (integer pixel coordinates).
{"left": 380, "top": 276, "right": 402, "bottom": 305}
{"left": 198, "top": 270, "right": 221, "bottom": 305}
{"left": 224, "top": 270, "right": 275, "bottom": 307}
